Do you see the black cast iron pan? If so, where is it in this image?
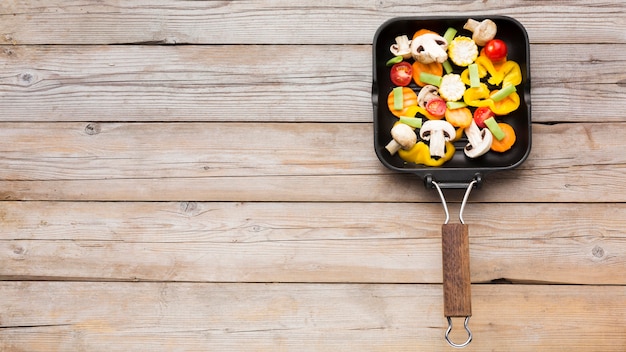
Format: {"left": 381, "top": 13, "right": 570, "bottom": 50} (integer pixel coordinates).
{"left": 373, "top": 16, "right": 531, "bottom": 189}
{"left": 372, "top": 16, "right": 531, "bottom": 347}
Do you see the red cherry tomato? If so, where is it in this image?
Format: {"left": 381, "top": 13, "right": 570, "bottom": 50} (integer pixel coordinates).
{"left": 390, "top": 62, "right": 413, "bottom": 86}
{"left": 426, "top": 98, "right": 447, "bottom": 119}
{"left": 474, "top": 106, "right": 496, "bottom": 128}
{"left": 484, "top": 39, "right": 508, "bottom": 62}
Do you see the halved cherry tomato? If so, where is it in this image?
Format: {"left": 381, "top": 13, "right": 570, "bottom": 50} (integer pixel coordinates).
{"left": 390, "top": 62, "right": 413, "bottom": 86}
{"left": 425, "top": 98, "right": 446, "bottom": 119}
{"left": 484, "top": 39, "right": 508, "bottom": 62}
{"left": 473, "top": 106, "right": 495, "bottom": 128}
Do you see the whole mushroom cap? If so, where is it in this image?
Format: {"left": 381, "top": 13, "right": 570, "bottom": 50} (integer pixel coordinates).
{"left": 463, "top": 18, "right": 497, "bottom": 46}
{"left": 385, "top": 123, "right": 417, "bottom": 155}
{"left": 391, "top": 123, "right": 417, "bottom": 149}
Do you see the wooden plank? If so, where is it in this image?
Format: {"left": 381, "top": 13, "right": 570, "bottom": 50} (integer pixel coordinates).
{"left": 1, "top": 1, "right": 624, "bottom": 45}
{"left": 1, "top": 201, "right": 624, "bottom": 285}
{"left": 0, "top": 282, "right": 625, "bottom": 351}
{"left": 0, "top": 44, "right": 624, "bottom": 123}
{"left": 0, "top": 122, "right": 625, "bottom": 202}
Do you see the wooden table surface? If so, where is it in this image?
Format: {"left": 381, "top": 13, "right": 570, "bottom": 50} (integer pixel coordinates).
{"left": 1, "top": 1, "right": 625, "bottom": 351}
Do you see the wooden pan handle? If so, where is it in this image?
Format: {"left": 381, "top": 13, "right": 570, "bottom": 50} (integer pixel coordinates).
{"left": 442, "top": 223, "right": 472, "bottom": 317}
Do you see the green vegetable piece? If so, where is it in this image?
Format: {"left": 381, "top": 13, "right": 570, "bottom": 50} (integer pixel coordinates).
{"left": 469, "top": 63, "right": 480, "bottom": 88}
{"left": 443, "top": 27, "right": 457, "bottom": 43}
{"left": 386, "top": 55, "right": 403, "bottom": 66}
{"left": 446, "top": 101, "right": 467, "bottom": 110}
{"left": 484, "top": 117, "right": 506, "bottom": 140}
{"left": 393, "top": 87, "right": 404, "bottom": 110}
{"left": 490, "top": 84, "right": 517, "bottom": 102}
{"left": 443, "top": 60, "right": 454, "bottom": 74}
{"left": 419, "top": 72, "right": 442, "bottom": 87}
{"left": 399, "top": 116, "right": 422, "bottom": 129}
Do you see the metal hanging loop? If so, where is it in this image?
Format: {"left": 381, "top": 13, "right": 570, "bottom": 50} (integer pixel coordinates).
{"left": 445, "top": 316, "right": 473, "bottom": 348}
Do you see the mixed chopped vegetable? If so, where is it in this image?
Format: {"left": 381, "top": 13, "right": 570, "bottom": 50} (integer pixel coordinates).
{"left": 384, "top": 18, "right": 523, "bottom": 165}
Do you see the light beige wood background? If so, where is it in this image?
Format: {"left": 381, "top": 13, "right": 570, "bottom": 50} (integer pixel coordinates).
{"left": 1, "top": 1, "right": 625, "bottom": 351}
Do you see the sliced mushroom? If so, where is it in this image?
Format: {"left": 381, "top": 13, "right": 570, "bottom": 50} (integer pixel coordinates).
{"left": 419, "top": 120, "right": 456, "bottom": 158}
{"left": 464, "top": 120, "right": 493, "bottom": 158}
{"left": 417, "top": 85, "right": 440, "bottom": 108}
{"left": 463, "top": 19, "right": 497, "bottom": 46}
{"left": 390, "top": 35, "right": 412, "bottom": 59}
{"left": 410, "top": 33, "right": 448, "bottom": 64}
{"left": 385, "top": 123, "right": 417, "bottom": 155}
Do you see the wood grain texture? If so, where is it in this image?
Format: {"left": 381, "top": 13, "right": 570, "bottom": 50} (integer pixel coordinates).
{"left": 442, "top": 224, "right": 471, "bottom": 317}
{"left": 0, "top": 44, "right": 624, "bottom": 123}
{"left": 1, "top": 282, "right": 625, "bottom": 352}
{"left": 1, "top": 0, "right": 625, "bottom": 350}
{"left": 1, "top": 1, "right": 624, "bottom": 45}
{"left": 0, "top": 122, "right": 625, "bottom": 202}
{"left": 1, "top": 201, "right": 624, "bottom": 285}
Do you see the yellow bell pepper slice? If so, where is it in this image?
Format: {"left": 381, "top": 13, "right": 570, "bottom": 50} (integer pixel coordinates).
{"left": 463, "top": 83, "right": 491, "bottom": 107}
{"left": 398, "top": 141, "right": 455, "bottom": 166}
{"left": 460, "top": 64, "right": 487, "bottom": 86}
{"left": 474, "top": 56, "right": 522, "bottom": 87}
{"left": 490, "top": 90, "right": 521, "bottom": 115}
{"left": 463, "top": 83, "right": 521, "bottom": 115}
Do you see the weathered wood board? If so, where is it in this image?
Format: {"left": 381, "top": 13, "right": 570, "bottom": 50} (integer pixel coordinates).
{"left": 1, "top": 283, "right": 625, "bottom": 352}
{"left": 1, "top": 0, "right": 625, "bottom": 350}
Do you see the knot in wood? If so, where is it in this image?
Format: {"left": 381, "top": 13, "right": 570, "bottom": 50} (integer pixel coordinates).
{"left": 18, "top": 72, "right": 36, "bottom": 86}
{"left": 591, "top": 245, "right": 605, "bottom": 258}
{"left": 84, "top": 123, "right": 101, "bottom": 135}
{"left": 180, "top": 201, "right": 198, "bottom": 214}
{"left": 11, "top": 244, "right": 27, "bottom": 260}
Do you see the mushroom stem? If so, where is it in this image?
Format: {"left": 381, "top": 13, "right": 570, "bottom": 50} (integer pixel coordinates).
{"left": 463, "top": 19, "right": 481, "bottom": 32}
{"left": 429, "top": 131, "right": 447, "bottom": 158}
{"left": 385, "top": 140, "right": 402, "bottom": 155}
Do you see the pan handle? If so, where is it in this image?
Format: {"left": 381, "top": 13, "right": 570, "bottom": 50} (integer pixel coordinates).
{"left": 433, "top": 180, "right": 476, "bottom": 348}
{"left": 442, "top": 223, "right": 472, "bottom": 348}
